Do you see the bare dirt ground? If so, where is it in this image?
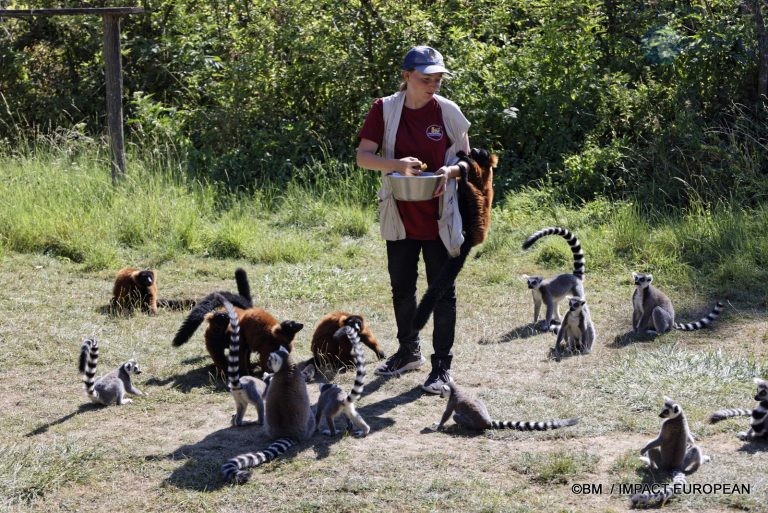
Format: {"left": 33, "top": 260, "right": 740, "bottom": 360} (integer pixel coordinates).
{"left": 0, "top": 248, "right": 765, "bottom": 513}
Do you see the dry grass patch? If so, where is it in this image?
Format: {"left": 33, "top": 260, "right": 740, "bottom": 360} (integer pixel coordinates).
{"left": 0, "top": 239, "right": 766, "bottom": 512}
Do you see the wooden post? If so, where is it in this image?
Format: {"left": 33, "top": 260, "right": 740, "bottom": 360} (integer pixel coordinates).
{"left": 0, "top": 8, "right": 145, "bottom": 182}
{"left": 755, "top": 0, "right": 768, "bottom": 104}
{"left": 103, "top": 14, "right": 126, "bottom": 182}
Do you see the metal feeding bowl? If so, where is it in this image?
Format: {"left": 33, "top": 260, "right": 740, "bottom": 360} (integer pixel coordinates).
{"left": 387, "top": 172, "right": 441, "bottom": 201}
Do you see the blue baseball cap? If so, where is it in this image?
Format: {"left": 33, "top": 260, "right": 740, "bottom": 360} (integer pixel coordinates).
{"left": 402, "top": 46, "right": 451, "bottom": 75}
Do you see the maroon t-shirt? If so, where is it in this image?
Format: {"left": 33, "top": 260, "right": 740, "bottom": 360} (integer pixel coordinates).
{"left": 358, "top": 98, "right": 451, "bottom": 240}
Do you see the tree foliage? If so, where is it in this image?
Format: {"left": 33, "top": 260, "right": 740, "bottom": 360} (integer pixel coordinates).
{"left": 1, "top": 0, "right": 766, "bottom": 208}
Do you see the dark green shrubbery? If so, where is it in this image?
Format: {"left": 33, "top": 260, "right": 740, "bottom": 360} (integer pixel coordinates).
{"left": 1, "top": 0, "right": 766, "bottom": 209}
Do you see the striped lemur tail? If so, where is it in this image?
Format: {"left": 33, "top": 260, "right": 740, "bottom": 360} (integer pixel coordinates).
{"left": 413, "top": 152, "right": 480, "bottom": 332}
{"left": 342, "top": 321, "right": 366, "bottom": 404}
{"left": 490, "top": 417, "right": 580, "bottom": 430}
{"left": 709, "top": 408, "right": 752, "bottom": 423}
{"left": 171, "top": 268, "right": 252, "bottom": 347}
{"left": 312, "top": 320, "right": 368, "bottom": 402}
{"left": 521, "top": 227, "right": 585, "bottom": 280}
{"left": 79, "top": 338, "right": 99, "bottom": 398}
{"left": 216, "top": 293, "right": 243, "bottom": 391}
{"left": 674, "top": 301, "right": 724, "bottom": 331}
{"left": 629, "top": 470, "right": 686, "bottom": 508}
{"left": 220, "top": 438, "right": 296, "bottom": 484}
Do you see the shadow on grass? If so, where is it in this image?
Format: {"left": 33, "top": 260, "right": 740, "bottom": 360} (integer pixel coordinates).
{"left": 418, "top": 424, "right": 486, "bottom": 438}
{"left": 343, "top": 379, "right": 420, "bottom": 434}
{"left": 358, "top": 381, "right": 423, "bottom": 418}
{"left": 737, "top": 439, "right": 768, "bottom": 454}
{"left": 609, "top": 318, "right": 724, "bottom": 349}
{"left": 96, "top": 303, "right": 138, "bottom": 318}
{"left": 144, "top": 364, "right": 225, "bottom": 393}
{"left": 478, "top": 322, "right": 542, "bottom": 345}
{"left": 158, "top": 415, "right": 392, "bottom": 491}
{"left": 25, "top": 402, "right": 103, "bottom": 437}
{"left": 607, "top": 330, "right": 654, "bottom": 348}
{"left": 156, "top": 425, "right": 272, "bottom": 492}
{"left": 546, "top": 345, "right": 592, "bottom": 363}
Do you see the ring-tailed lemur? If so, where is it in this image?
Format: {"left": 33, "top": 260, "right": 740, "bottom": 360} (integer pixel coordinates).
{"left": 435, "top": 382, "right": 579, "bottom": 432}
{"left": 631, "top": 273, "right": 724, "bottom": 335}
{"left": 78, "top": 338, "right": 143, "bottom": 406}
{"left": 521, "top": 227, "right": 585, "bottom": 331}
{"left": 550, "top": 296, "right": 596, "bottom": 361}
{"left": 630, "top": 396, "right": 710, "bottom": 508}
{"left": 709, "top": 378, "right": 768, "bottom": 441}
{"left": 217, "top": 293, "right": 269, "bottom": 426}
{"left": 220, "top": 345, "right": 315, "bottom": 483}
{"left": 314, "top": 317, "right": 370, "bottom": 437}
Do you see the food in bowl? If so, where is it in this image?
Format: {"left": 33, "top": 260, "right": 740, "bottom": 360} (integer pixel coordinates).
{"left": 387, "top": 172, "right": 442, "bottom": 201}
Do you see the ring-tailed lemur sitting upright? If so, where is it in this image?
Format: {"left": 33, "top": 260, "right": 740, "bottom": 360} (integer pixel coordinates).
{"left": 78, "top": 338, "right": 143, "bottom": 406}
{"left": 550, "top": 296, "right": 595, "bottom": 361}
{"left": 631, "top": 272, "right": 723, "bottom": 336}
{"left": 220, "top": 343, "right": 315, "bottom": 484}
{"left": 521, "top": 227, "right": 585, "bottom": 331}
{"left": 709, "top": 377, "right": 768, "bottom": 441}
{"left": 314, "top": 316, "right": 370, "bottom": 437}
{"left": 630, "top": 396, "right": 710, "bottom": 508}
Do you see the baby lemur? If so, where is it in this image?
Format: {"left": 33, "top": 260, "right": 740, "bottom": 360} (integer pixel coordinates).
{"left": 435, "top": 382, "right": 579, "bottom": 432}
{"left": 631, "top": 272, "right": 723, "bottom": 335}
{"left": 630, "top": 396, "right": 710, "bottom": 508}
{"left": 78, "top": 338, "right": 143, "bottom": 406}
{"left": 521, "top": 227, "right": 585, "bottom": 331}
{"left": 709, "top": 377, "right": 768, "bottom": 441}
{"left": 314, "top": 317, "right": 370, "bottom": 437}
{"left": 551, "top": 296, "right": 595, "bottom": 361}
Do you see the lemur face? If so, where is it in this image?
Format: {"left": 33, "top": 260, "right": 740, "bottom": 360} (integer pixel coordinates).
{"left": 633, "top": 272, "right": 652, "bottom": 288}
{"left": 123, "top": 359, "right": 142, "bottom": 375}
{"left": 754, "top": 378, "right": 768, "bottom": 402}
{"left": 567, "top": 297, "right": 586, "bottom": 311}
{"left": 659, "top": 396, "right": 681, "bottom": 419}
{"left": 527, "top": 276, "right": 543, "bottom": 289}
{"left": 267, "top": 346, "right": 290, "bottom": 373}
{"left": 137, "top": 270, "right": 154, "bottom": 287}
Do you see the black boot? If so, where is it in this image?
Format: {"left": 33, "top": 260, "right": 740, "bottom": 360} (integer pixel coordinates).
{"left": 373, "top": 343, "right": 425, "bottom": 377}
{"left": 422, "top": 354, "right": 454, "bottom": 394}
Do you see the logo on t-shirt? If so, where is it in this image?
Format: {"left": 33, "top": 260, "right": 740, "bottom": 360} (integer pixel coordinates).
{"left": 426, "top": 125, "right": 444, "bottom": 141}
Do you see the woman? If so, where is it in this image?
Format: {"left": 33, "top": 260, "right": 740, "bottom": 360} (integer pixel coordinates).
{"left": 356, "top": 45, "right": 471, "bottom": 394}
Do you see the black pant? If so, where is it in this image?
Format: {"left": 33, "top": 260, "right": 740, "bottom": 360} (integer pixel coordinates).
{"left": 386, "top": 239, "right": 456, "bottom": 365}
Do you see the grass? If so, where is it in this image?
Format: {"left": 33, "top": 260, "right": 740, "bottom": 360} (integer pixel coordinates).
{"left": 0, "top": 147, "right": 766, "bottom": 512}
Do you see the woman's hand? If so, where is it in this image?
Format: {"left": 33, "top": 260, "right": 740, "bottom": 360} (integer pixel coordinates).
{"left": 431, "top": 165, "right": 454, "bottom": 197}
{"left": 398, "top": 157, "right": 424, "bottom": 176}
